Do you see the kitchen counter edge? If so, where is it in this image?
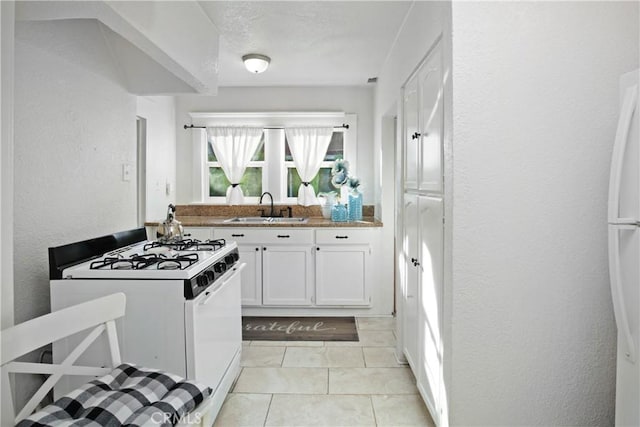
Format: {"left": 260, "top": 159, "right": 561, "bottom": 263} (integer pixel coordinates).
{"left": 146, "top": 216, "right": 382, "bottom": 228}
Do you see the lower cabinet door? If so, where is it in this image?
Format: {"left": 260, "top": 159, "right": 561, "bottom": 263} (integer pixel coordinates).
{"left": 315, "top": 245, "right": 371, "bottom": 306}
{"left": 238, "top": 245, "right": 262, "bottom": 306}
{"left": 402, "top": 193, "right": 420, "bottom": 370}
{"left": 262, "top": 245, "right": 313, "bottom": 306}
{"left": 417, "top": 195, "right": 444, "bottom": 424}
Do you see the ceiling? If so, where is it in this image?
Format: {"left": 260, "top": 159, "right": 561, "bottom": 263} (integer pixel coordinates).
{"left": 198, "top": 1, "right": 412, "bottom": 87}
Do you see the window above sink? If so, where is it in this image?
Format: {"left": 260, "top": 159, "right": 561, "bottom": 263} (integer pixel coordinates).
{"left": 190, "top": 112, "right": 357, "bottom": 205}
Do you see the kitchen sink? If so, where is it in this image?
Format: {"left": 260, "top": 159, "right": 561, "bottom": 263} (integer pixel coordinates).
{"left": 223, "top": 216, "right": 309, "bottom": 224}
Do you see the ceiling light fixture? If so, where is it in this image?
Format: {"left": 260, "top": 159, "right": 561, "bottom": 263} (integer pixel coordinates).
{"left": 242, "top": 54, "right": 270, "bottom": 74}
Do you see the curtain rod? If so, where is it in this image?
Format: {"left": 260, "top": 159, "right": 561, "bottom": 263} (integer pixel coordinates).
{"left": 183, "top": 124, "right": 349, "bottom": 130}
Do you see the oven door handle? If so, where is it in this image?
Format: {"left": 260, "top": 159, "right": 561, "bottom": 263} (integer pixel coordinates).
{"left": 199, "top": 263, "right": 246, "bottom": 306}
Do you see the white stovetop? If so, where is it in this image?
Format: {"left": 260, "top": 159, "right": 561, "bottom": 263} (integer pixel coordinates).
{"left": 62, "top": 240, "right": 237, "bottom": 280}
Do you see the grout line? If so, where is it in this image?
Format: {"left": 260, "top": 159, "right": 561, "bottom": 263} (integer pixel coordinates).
{"left": 369, "top": 394, "right": 379, "bottom": 426}
{"left": 263, "top": 394, "right": 273, "bottom": 427}
{"left": 280, "top": 347, "right": 287, "bottom": 367}
{"left": 232, "top": 391, "right": 273, "bottom": 394}
{"left": 326, "top": 368, "right": 330, "bottom": 395}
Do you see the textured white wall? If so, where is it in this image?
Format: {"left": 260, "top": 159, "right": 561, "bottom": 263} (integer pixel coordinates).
{"left": 1, "top": 1, "right": 15, "bottom": 328}
{"left": 450, "top": 2, "right": 639, "bottom": 425}
{"left": 13, "top": 20, "right": 137, "bottom": 321}
{"left": 136, "top": 96, "right": 176, "bottom": 221}
{"left": 174, "top": 86, "right": 374, "bottom": 206}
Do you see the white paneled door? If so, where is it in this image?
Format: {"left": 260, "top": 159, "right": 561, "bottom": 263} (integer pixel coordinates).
{"left": 402, "top": 193, "right": 420, "bottom": 370}
{"left": 418, "top": 40, "right": 444, "bottom": 194}
{"left": 417, "top": 195, "right": 444, "bottom": 423}
{"left": 404, "top": 75, "right": 419, "bottom": 190}
{"left": 402, "top": 193, "right": 443, "bottom": 424}
{"left": 400, "top": 35, "right": 446, "bottom": 426}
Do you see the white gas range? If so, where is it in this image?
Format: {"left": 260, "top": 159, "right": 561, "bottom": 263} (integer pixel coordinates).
{"left": 49, "top": 228, "right": 244, "bottom": 421}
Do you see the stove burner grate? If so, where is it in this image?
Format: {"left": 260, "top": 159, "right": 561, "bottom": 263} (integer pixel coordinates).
{"left": 144, "top": 238, "right": 226, "bottom": 252}
{"left": 157, "top": 253, "right": 199, "bottom": 270}
{"left": 89, "top": 252, "right": 199, "bottom": 270}
{"left": 186, "top": 239, "right": 226, "bottom": 251}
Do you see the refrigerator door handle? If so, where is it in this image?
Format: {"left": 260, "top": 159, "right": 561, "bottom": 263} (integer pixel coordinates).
{"left": 608, "top": 84, "right": 638, "bottom": 224}
{"left": 609, "top": 226, "right": 637, "bottom": 363}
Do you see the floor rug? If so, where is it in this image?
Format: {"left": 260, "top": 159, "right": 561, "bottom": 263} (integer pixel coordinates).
{"left": 242, "top": 316, "right": 359, "bottom": 341}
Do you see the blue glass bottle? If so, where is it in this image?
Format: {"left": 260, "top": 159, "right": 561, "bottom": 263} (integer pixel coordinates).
{"left": 348, "top": 192, "right": 363, "bottom": 221}
{"left": 331, "top": 203, "right": 348, "bottom": 222}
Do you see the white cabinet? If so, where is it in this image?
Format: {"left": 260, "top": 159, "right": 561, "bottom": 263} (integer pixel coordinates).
{"left": 315, "top": 245, "right": 371, "bottom": 306}
{"left": 402, "top": 194, "right": 420, "bottom": 370}
{"left": 214, "top": 230, "right": 264, "bottom": 306}
{"left": 237, "top": 245, "right": 262, "bottom": 306}
{"left": 418, "top": 40, "right": 444, "bottom": 193}
{"left": 262, "top": 245, "right": 314, "bottom": 306}
{"left": 402, "top": 194, "right": 443, "bottom": 423}
{"left": 214, "top": 227, "right": 377, "bottom": 309}
{"left": 404, "top": 75, "right": 420, "bottom": 190}
{"left": 415, "top": 195, "right": 444, "bottom": 417}
{"left": 400, "top": 37, "right": 446, "bottom": 425}
{"left": 315, "top": 229, "right": 373, "bottom": 306}
{"left": 144, "top": 226, "right": 211, "bottom": 241}
{"left": 403, "top": 38, "right": 444, "bottom": 194}
{"left": 214, "top": 228, "right": 315, "bottom": 307}
{"left": 184, "top": 227, "right": 213, "bottom": 241}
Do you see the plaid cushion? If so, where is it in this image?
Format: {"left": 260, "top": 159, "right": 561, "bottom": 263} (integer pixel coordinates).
{"left": 17, "top": 364, "right": 211, "bottom": 427}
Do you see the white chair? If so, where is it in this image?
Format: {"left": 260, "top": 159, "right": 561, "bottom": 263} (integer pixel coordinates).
{"left": 1, "top": 293, "right": 215, "bottom": 426}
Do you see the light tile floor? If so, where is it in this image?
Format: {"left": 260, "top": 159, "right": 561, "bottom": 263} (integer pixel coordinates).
{"left": 214, "top": 317, "right": 435, "bottom": 427}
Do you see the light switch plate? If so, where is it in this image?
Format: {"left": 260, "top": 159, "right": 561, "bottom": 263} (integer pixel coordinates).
{"left": 122, "top": 163, "right": 132, "bottom": 182}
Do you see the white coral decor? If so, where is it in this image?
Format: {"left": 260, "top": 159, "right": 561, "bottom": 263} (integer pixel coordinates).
{"left": 330, "top": 159, "right": 350, "bottom": 187}
{"left": 347, "top": 176, "right": 361, "bottom": 193}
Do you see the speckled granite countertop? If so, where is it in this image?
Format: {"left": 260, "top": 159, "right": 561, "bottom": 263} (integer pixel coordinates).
{"left": 145, "top": 204, "right": 382, "bottom": 228}
{"left": 150, "top": 215, "right": 382, "bottom": 228}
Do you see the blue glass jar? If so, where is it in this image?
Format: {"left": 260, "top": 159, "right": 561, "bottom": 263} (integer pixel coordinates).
{"left": 348, "top": 192, "right": 363, "bottom": 221}
{"left": 331, "top": 203, "right": 348, "bottom": 222}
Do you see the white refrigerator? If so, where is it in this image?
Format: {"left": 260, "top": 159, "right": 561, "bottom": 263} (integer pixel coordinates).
{"left": 608, "top": 69, "right": 640, "bottom": 426}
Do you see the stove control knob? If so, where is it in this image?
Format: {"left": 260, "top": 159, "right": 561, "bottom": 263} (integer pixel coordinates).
{"left": 224, "top": 254, "right": 235, "bottom": 265}
{"left": 197, "top": 275, "right": 208, "bottom": 288}
{"left": 228, "top": 251, "right": 239, "bottom": 263}
{"left": 214, "top": 262, "right": 227, "bottom": 273}
{"left": 205, "top": 270, "right": 215, "bottom": 281}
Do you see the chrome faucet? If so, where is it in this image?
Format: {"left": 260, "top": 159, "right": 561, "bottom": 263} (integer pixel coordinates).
{"left": 259, "top": 192, "right": 275, "bottom": 217}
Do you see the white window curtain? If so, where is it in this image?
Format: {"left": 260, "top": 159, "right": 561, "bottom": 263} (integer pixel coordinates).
{"left": 285, "top": 127, "right": 333, "bottom": 206}
{"left": 207, "top": 127, "right": 263, "bottom": 205}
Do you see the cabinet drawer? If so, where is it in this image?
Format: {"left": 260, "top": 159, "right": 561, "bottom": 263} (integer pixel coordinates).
{"left": 315, "top": 229, "right": 373, "bottom": 245}
{"left": 183, "top": 227, "right": 212, "bottom": 241}
{"left": 214, "top": 228, "right": 314, "bottom": 245}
